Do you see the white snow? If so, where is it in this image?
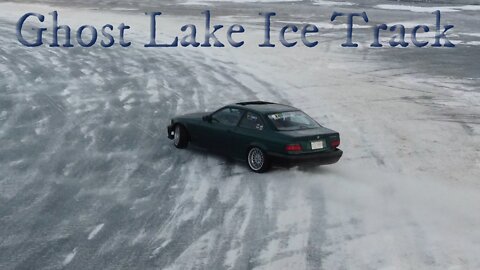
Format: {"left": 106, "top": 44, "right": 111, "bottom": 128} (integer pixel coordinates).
{"left": 1, "top": 2, "right": 479, "bottom": 270}
{"left": 181, "top": 0, "right": 354, "bottom": 4}
{"left": 254, "top": 254, "right": 307, "bottom": 270}
{"left": 312, "top": 0, "right": 355, "bottom": 6}
{"left": 110, "top": 7, "right": 138, "bottom": 11}
{"left": 375, "top": 4, "right": 480, "bottom": 13}
{"left": 151, "top": 239, "right": 172, "bottom": 257}
{"left": 224, "top": 248, "right": 241, "bottom": 269}
{"left": 464, "top": 41, "right": 480, "bottom": 46}
{"left": 278, "top": 20, "right": 371, "bottom": 29}
{"left": 459, "top": 32, "right": 480, "bottom": 38}
{"left": 63, "top": 248, "right": 78, "bottom": 266}
{"left": 88, "top": 223, "right": 105, "bottom": 240}
{"left": 163, "top": 230, "right": 218, "bottom": 270}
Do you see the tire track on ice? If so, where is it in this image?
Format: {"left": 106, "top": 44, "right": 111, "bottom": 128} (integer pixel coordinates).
{"left": 0, "top": 14, "right": 294, "bottom": 269}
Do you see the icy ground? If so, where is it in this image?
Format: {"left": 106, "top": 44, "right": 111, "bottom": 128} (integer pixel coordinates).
{"left": 0, "top": 1, "right": 479, "bottom": 270}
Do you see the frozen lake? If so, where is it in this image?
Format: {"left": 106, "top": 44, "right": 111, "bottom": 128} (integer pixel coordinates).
{"left": 0, "top": 1, "right": 479, "bottom": 269}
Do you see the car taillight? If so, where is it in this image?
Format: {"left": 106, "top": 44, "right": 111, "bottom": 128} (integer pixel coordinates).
{"left": 331, "top": 139, "right": 340, "bottom": 149}
{"left": 285, "top": 144, "right": 302, "bottom": 152}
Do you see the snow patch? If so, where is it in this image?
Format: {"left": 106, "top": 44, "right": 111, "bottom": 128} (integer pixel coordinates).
{"left": 88, "top": 223, "right": 104, "bottom": 240}
{"left": 275, "top": 195, "right": 311, "bottom": 232}
{"left": 111, "top": 7, "right": 138, "bottom": 11}
{"left": 63, "top": 248, "right": 78, "bottom": 266}
{"left": 163, "top": 230, "right": 218, "bottom": 270}
{"left": 180, "top": 0, "right": 300, "bottom": 5}
{"left": 118, "top": 88, "right": 133, "bottom": 101}
{"left": 312, "top": 0, "right": 355, "bottom": 6}
{"left": 459, "top": 32, "right": 480, "bottom": 38}
{"left": 151, "top": 239, "right": 171, "bottom": 257}
{"left": 224, "top": 247, "right": 241, "bottom": 268}
{"left": 132, "top": 229, "right": 147, "bottom": 245}
{"left": 278, "top": 21, "right": 371, "bottom": 29}
{"left": 375, "top": 4, "right": 480, "bottom": 13}
{"left": 253, "top": 253, "right": 307, "bottom": 270}
{"left": 218, "top": 175, "right": 241, "bottom": 202}
{"left": 464, "top": 41, "right": 480, "bottom": 46}
{"left": 201, "top": 208, "right": 212, "bottom": 224}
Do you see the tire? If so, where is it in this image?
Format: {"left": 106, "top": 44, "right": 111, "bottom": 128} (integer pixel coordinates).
{"left": 173, "top": 124, "right": 189, "bottom": 149}
{"left": 247, "top": 147, "right": 271, "bottom": 173}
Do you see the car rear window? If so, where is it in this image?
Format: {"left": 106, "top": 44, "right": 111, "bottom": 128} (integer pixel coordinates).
{"left": 267, "top": 111, "right": 320, "bottom": 131}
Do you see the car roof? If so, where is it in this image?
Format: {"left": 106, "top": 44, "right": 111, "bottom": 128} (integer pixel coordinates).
{"left": 228, "top": 101, "right": 298, "bottom": 114}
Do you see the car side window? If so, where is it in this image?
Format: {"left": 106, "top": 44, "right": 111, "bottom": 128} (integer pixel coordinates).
{"left": 211, "top": 108, "right": 243, "bottom": 126}
{"left": 239, "top": 112, "right": 264, "bottom": 131}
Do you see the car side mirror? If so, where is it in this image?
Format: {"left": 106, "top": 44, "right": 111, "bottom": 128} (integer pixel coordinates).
{"left": 202, "top": 115, "right": 212, "bottom": 122}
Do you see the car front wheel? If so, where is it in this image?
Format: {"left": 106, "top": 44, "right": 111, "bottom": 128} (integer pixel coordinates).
{"left": 247, "top": 147, "right": 270, "bottom": 173}
{"left": 173, "top": 125, "right": 188, "bottom": 149}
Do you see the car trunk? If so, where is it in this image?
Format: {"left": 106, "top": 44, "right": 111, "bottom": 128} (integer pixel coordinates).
{"left": 280, "top": 127, "right": 340, "bottom": 153}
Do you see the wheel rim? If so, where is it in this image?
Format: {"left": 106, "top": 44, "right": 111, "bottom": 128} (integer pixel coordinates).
{"left": 174, "top": 126, "right": 180, "bottom": 145}
{"left": 248, "top": 148, "right": 264, "bottom": 171}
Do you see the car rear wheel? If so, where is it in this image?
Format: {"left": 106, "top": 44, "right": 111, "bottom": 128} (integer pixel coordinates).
{"left": 173, "top": 125, "right": 188, "bottom": 149}
{"left": 247, "top": 147, "right": 270, "bottom": 173}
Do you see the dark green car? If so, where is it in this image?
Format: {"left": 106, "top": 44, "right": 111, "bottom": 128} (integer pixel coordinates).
{"left": 167, "top": 101, "right": 342, "bottom": 173}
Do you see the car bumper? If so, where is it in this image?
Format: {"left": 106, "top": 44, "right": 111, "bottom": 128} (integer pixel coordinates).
{"left": 269, "top": 149, "right": 343, "bottom": 167}
{"left": 167, "top": 124, "right": 174, "bottom": 139}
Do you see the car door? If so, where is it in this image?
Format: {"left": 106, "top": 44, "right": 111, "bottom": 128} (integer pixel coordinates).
{"left": 206, "top": 107, "right": 244, "bottom": 153}
{"left": 231, "top": 111, "right": 266, "bottom": 159}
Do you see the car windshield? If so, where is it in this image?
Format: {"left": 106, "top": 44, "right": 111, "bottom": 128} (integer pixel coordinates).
{"left": 267, "top": 111, "right": 320, "bottom": 131}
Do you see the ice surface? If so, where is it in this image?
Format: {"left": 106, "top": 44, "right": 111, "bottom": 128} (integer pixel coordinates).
{"left": 180, "top": 0, "right": 301, "bottom": 5}
{"left": 375, "top": 4, "right": 480, "bottom": 13}
{"left": 0, "top": 1, "right": 479, "bottom": 270}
